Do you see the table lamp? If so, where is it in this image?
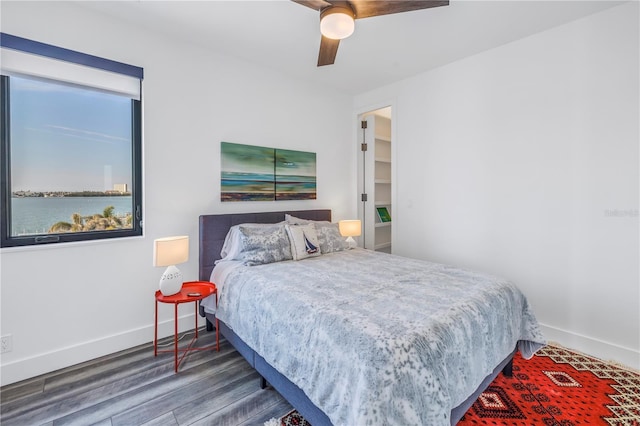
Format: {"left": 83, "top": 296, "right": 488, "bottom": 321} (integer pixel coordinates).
{"left": 153, "top": 235, "right": 189, "bottom": 296}
{"left": 338, "top": 220, "right": 361, "bottom": 249}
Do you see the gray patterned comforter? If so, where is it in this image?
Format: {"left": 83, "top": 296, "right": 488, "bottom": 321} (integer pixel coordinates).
{"left": 214, "top": 248, "right": 545, "bottom": 425}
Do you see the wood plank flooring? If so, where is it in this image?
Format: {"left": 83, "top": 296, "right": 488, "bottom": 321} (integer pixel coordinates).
{"left": 0, "top": 329, "right": 294, "bottom": 426}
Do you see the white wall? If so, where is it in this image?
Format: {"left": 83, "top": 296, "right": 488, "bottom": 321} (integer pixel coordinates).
{"left": 0, "top": 1, "right": 355, "bottom": 385}
{"left": 355, "top": 3, "right": 639, "bottom": 368}
{"left": 2, "top": 1, "right": 637, "bottom": 387}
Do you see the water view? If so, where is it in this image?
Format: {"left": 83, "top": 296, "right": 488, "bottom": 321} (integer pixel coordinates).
{"left": 11, "top": 196, "right": 133, "bottom": 236}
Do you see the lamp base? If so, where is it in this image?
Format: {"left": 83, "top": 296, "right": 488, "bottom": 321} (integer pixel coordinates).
{"left": 159, "top": 265, "right": 183, "bottom": 296}
{"left": 345, "top": 236, "right": 357, "bottom": 249}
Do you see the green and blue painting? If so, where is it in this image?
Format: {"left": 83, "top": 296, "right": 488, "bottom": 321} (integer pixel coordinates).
{"left": 221, "top": 142, "right": 276, "bottom": 201}
{"left": 221, "top": 142, "right": 316, "bottom": 202}
{"left": 275, "top": 148, "right": 316, "bottom": 201}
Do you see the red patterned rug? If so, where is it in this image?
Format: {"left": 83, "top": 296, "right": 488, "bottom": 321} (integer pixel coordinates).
{"left": 273, "top": 345, "right": 640, "bottom": 425}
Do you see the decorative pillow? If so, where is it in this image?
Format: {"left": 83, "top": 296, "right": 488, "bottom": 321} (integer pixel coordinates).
{"left": 238, "top": 224, "right": 292, "bottom": 266}
{"left": 285, "top": 224, "right": 322, "bottom": 261}
{"left": 218, "top": 222, "right": 285, "bottom": 264}
{"left": 314, "top": 222, "right": 348, "bottom": 254}
{"left": 285, "top": 215, "right": 347, "bottom": 254}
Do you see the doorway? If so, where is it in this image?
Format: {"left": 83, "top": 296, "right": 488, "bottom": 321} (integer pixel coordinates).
{"left": 357, "top": 107, "right": 392, "bottom": 252}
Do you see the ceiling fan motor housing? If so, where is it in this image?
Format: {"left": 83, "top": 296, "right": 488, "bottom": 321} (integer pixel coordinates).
{"left": 320, "top": 5, "right": 356, "bottom": 40}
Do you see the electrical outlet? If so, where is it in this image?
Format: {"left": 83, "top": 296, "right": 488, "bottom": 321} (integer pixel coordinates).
{"left": 1, "top": 335, "right": 12, "bottom": 353}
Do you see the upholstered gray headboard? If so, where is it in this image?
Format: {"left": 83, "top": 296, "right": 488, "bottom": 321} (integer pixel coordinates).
{"left": 198, "top": 209, "right": 331, "bottom": 281}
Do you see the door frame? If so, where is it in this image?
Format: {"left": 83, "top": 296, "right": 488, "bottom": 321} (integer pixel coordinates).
{"left": 354, "top": 99, "right": 397, "bottom": 251}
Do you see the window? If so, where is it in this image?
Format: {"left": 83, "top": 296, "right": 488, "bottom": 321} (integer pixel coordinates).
{"left": 1, "top": 33, "right": 143, "bottom": 247}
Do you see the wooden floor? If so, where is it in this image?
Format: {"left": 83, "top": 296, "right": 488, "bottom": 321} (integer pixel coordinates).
{"left": 0, "top": 329, "right": 294, "bottom": 426}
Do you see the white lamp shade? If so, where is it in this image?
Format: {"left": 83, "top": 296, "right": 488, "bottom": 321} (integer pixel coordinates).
{"left": 153, "top": 236, "right": 189, "bottom": 267}
{"left": 320, "top": 7, "right": 355, "bottom": 40}
{"left": 339, "top": 220, "right": 362, "bottom": 237}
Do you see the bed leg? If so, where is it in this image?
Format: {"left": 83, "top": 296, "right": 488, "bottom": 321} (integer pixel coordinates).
{"left": 260, "top": 376, "right": 268, "bottom": 389}
{"left": 206, "top": 318, "right": 214, "bottom": 332}
{"left": 502, "top": 358, "right": 514, "bottom": 377}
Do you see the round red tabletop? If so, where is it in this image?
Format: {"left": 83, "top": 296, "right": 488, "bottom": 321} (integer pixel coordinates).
{"left": 155, "top": 281, "right": 216, "bottom": 304}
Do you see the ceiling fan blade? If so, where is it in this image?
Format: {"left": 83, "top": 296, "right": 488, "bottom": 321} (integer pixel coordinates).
{"left": 292, "top": 0, "right": 332, "bottom": 11}
{"left": 349, "top": 0, "right": 448, "bottom": 19}
{"left": 296, "top": 0, "right": 448, "bottom": 67}
{"left": 317, "top": 36, "right": 340, "bottom": 66}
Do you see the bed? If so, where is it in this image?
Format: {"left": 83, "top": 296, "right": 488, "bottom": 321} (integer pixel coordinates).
{"left": 198, "top": 209, "right": 545, "bottom": 425}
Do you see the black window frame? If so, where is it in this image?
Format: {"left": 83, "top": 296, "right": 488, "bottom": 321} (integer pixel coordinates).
{"left": 0, "top": 34, "right": 143, "bottom": 248}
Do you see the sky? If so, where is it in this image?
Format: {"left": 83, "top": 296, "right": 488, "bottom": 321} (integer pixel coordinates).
{"left": 9, "top": 75, "right": 133, "bottom": 192}
{"left": 221, "top": 142, "right": 275, "bottom": 176}
{"left": 221, "top": 142, "right": 316, "bottom": 178}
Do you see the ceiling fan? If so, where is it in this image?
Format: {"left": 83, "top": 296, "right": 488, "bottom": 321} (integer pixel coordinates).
{"left": 292, "top": 0, "right": 449, "bottom": 66}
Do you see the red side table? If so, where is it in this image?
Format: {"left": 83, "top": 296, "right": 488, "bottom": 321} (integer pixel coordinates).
{"left": 154, "top": 280, "right": 219, "bottom": 372}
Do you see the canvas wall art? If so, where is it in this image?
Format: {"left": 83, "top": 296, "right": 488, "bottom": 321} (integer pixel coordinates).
{"left": 221, "top": 142, "right": 276, "bottom": 201}
{"left": 275, "top": 148, "right": 317, "bottom": 201}
{"left": 221, "top": 142, "right": 316, "bottom": 202}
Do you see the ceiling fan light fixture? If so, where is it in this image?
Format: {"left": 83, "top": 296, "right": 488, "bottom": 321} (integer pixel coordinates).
{"left": 320, "top": 6, "right": 355, "bottom": 40}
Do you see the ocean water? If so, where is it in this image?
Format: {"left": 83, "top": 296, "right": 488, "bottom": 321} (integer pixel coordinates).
{"left": 11, "top": 196, "right": 133, "bottom": 236}
{"left": 221, "top": 172, "right": 316, "bottom": 198}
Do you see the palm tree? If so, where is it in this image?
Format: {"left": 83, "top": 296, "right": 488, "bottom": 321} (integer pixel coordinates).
{"left": 48, "top": 206, "right": 132, "bottom": 234}
{"left": 102, "top": 205, "right": 122, "bottom": 229}
{"left": 48, "top": 221, "right": 72, "bottom": 233}
{"left": 103, "top": 206, "right": 115, "bottom": 218}
{"left": 71, "top": 213, "right": 84, "bottom": 232}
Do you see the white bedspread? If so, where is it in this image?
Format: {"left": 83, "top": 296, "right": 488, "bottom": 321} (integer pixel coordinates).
{"left": 201, "top": 260, "right": 242, "bottom": 314}
{"left": 213, "top": 249, "right": 545, "bottom": 425}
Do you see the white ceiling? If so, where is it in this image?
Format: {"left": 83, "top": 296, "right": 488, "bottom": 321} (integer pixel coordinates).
{"left": 79, "top": 0, "right": 624, "bottom": 95}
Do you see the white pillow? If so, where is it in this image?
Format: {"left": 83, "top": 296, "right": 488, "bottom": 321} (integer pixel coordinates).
{"left": 285, "top": 224, "right": 322, "bottom": 261}
{"left": 285, "top": 215, "right": 347, "bottom": 254}
{"left": 285, "top": 213, "right": 311, "bottom": 225}
{"left": 218, "top": 226, "right": 243, "bottom": 262}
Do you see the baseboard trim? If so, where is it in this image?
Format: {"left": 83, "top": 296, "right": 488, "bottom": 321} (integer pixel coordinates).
{"left": 0, "top": 313, "right": 204, "bottom": 386}
{"left": 540, "top": 323, "right": 639, "bottom": 370}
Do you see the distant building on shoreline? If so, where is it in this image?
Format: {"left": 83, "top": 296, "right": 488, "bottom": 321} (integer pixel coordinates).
{"left": 113, "top": 183, "right": 128, "bottom": 193}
